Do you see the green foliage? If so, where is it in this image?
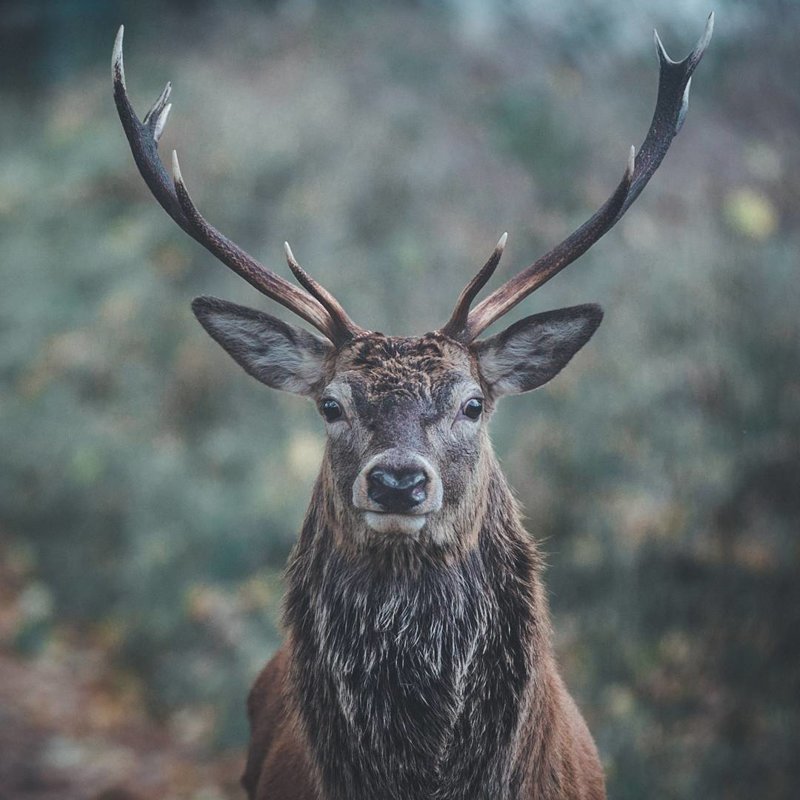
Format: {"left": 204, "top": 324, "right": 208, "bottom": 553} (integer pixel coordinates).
{"left": 1, "top": 2, "right": 798, "bottom": 797}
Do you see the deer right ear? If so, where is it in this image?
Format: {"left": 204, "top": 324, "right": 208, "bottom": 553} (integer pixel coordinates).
{"left": 472, "top": 304, "right": 603, "bottom": 398}
{"left": 191, "top": 296, "right": 332, "bottom": 396}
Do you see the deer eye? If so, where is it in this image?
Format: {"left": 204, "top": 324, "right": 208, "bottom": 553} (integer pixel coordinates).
{"left": 462, "top": 398, "right": 483, "bottom": 420}
{"left": 320, "top": 398, "right": 343, "bottom": 422}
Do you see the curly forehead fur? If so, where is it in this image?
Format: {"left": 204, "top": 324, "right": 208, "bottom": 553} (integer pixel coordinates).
{"left": 330, "top": 331, "right": 480, "bottom": 398}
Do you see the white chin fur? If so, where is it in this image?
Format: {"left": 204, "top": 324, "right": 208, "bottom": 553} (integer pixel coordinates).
{"left": 364, "top": 512, "right": 427, "bottom": 535}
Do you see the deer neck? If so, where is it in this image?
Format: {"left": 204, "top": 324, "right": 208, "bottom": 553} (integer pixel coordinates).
{"left": 284, "top": 462, "right": 555, "bottom": 800}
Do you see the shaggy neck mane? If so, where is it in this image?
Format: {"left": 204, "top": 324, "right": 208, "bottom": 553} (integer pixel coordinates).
{"left": 284, "top": 465, "right": 557, "bottom": 800}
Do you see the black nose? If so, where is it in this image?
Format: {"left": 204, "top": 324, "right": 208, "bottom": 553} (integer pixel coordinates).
{"left": 367, "top": 466, "right": 428, "bottom": 513}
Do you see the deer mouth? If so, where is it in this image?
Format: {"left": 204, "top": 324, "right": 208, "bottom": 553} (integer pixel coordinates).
{"left": 362, "top": 511, "right": 429, "bottom": 535}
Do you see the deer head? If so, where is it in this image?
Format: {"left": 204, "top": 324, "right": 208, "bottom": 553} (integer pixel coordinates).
{"left": 112, "top": 17, "right": 712, "bottom": 552}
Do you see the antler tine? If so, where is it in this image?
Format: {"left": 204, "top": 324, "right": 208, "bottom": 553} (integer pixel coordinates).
{"left": 169, "top": 151, "right": 343, "bottom": 340}
{"left": 440, "top": 233, "right": 507, "bottom": 339}
{"left": 112, "top": 26, "right": 360, "bottom": 345}
{"left": 283, "top": 242, "right": 363, "bottom": 342}
{"left": 616, "top": 11, "right": 714, "bottom": 218}
{"left": 112, "top": 26, "right": 186, "bottom": 232}
{"left": 461, "top": 148, "right": 635, "bottom": 342}
{"left": 449, "top": 13, "right": 713, "bottom": 343}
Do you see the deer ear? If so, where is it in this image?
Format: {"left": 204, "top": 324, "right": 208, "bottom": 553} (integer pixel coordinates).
{"left": 191, "top": 296, "right": 332, "bottom": 396}
{"left": 473, "top": 304, "right": 603, "bottom": 397}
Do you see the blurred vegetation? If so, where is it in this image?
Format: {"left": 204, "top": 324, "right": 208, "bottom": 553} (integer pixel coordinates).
{"left": 1, "top": 1, "right": 798, "bottom": 798}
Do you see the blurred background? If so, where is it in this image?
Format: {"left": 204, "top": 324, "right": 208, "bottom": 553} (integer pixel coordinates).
{"left": 1, "top": 0, "right": 798, "bottom": 798}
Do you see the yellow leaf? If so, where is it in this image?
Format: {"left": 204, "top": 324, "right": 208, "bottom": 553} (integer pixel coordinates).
{"left": 724, "top": 188, "right": 778, "bottom": 240}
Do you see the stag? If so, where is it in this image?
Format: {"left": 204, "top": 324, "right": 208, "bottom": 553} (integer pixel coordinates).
{"left": 112, "top": 16, "right": 712, "bottom": 800}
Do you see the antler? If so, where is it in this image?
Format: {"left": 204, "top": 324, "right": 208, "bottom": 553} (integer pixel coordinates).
{"left": 442, "top": 13, "right": 714, "bottom": 343}
{"left": 111, "top": 26, "right": 362, "bottom": 345}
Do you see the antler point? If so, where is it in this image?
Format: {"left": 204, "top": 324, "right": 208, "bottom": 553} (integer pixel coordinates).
{"left": 653, "top": 28, "right": 668, "bottom": 62}
{"left": 498, "top": 232, "right": 508, "bottom": 249}
{"left": 283, "top": 241, "right": 296, "bottom": 264}
{"left": 112, "top": 25, "right": 126, "bottom": 85}
{"left": 627, "top": 145, "right": 636, "bottom": 178}
{"left": 154, "top": 103, "right": 172, "bottom": 143}
{"left": 171, "top": 150, "right": 183, "bottom": 184}
{"left": 695, "top": 11, "right": 715, "bottom": 56}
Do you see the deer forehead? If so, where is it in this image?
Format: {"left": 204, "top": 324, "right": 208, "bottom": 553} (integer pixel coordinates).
{"left": 325, "top": 333, "right": 481, "bottom": 413}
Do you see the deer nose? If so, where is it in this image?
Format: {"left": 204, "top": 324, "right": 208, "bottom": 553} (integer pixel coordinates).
{"left": 367, "top": 466, "right": 428, "bottom": 513}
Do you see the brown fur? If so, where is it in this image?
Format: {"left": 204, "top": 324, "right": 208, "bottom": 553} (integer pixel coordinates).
{"left": 242, "top": 333, "right": 606, "bottom": 800}
{"left": 243, "top": 648, "right": 317, "bottom": 799}
{"left": 246, "top": 647, "right": 604, "bottom": 800}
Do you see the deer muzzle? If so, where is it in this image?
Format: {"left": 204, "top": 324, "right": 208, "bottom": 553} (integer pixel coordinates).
{"left": 353, "top": 450, "right": 443, "bottom": 534}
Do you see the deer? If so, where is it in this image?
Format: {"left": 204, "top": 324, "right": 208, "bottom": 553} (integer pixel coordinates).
{"left": 112, "top": 15, "right": 712, "bottom": 800}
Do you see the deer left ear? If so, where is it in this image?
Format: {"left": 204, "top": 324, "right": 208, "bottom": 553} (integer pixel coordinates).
{"left": 191, "top": 296, "right": 332, "bottom": 396}
{"left": 473, "top": 304, "right": 603, "bottom": 397}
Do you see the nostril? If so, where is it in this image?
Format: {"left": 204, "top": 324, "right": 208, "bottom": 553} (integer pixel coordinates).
{"left": 395, "top": 471, "right": 426, "bottom": 491}
{"left": 408, "top": 480, "right": 427, "bottom": 504}
{"left": 369, "top": 468, "right": 397, "bottom": 490}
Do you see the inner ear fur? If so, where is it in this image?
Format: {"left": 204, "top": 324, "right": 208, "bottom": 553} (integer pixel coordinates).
{"left": 191, "top": 296, "right": 332, "bottom": 396}
{"left": 472, "top": 303, "right": 603, "bottom": 397}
